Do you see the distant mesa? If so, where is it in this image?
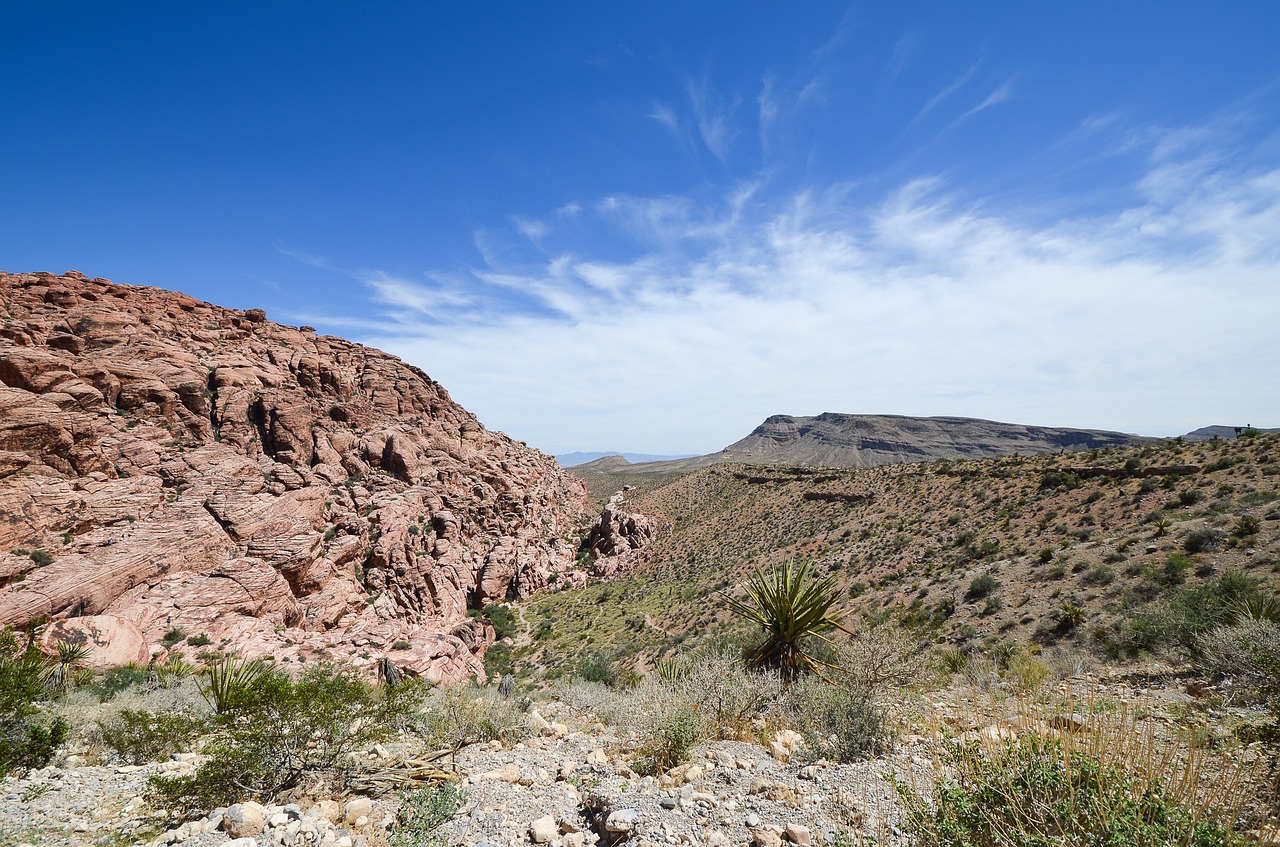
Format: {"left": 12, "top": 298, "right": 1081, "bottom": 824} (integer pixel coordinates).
{"left": 1181, "top": 425, "right": 1280, "bottom": 441}
{"left": 572, "top": 412, "right": 1159, "bottom": 477}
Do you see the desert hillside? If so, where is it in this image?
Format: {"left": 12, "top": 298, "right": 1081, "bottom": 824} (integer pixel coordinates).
{"left": 0, "top": 271, "right": 593, "bottom": 681}
{"left": 525, "top": 432, "right": 1280, "bottom": 680}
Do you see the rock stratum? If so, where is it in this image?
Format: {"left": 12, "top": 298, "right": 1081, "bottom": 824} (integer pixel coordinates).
{"left": 0, "top": 270, "right": 593, "bottom": 682}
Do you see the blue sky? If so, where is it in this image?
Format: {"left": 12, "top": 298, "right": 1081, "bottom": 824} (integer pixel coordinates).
{"left": 4, "top": 2, "right": 1279, "bottom": 455}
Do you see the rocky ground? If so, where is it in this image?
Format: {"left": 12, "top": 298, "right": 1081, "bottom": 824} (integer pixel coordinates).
{"left": 2, "top": 669, "right": 1275, "bottom": 847}
{"left": 0, "top": 730, "right": 926, "bottom": 847}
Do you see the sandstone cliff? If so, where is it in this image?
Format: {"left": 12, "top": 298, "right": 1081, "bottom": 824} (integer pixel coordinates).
{"left": 0, "top": 271, "right": 593, "bottom": 681}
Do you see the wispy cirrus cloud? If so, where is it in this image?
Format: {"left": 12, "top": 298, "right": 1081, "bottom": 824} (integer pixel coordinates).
{"left": 914, "top": 60, "right": 984, "bottom": 123}
{"left": 333, "top": 118, "right": 1280, "bottom": 454}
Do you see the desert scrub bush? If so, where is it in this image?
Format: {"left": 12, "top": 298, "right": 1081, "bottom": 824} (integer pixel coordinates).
{"left": 87, "top": 663, "right": 154, "bottom": 701}
{"left": 152, "top": 663, "right": 417, "bottom": 808}
{"left": 0, "top": 629, "right": 67, "bottom": 776}
{"left": 1111, "top": 571, "right": 1270, "bottom": 657}
{"left": 1195, "top": 615, "right": 1280, "bottom": 703}
{"left": 469, "top": 603, "right": 518, "bottom": 640}
{"left": 966, "top": 573, "right": 1000, "bottom": 600}
{"left": 898, "top": 735, "right": 1245, "bottom": 847}
{"left": 632, "top": 701, "right": 704, "bottom": 775}
{"left": 388, "top": 781, "right": 464, "bottom": 847}
{"left": 1184, "top": 527, "right": 1226, "bottom": 553}
{"left": 98, "top": 709, "right": 205, "bottom": 764}
{"left": 780, "top": 675, "right": 889, "bottom": 762}
{"left": 669, "top": 648, "right": 784, "bottom": 738}
{"left": 418, "top": 684, "right": 529, "bottom": 754}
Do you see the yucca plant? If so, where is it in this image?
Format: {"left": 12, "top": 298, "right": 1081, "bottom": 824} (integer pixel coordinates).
{"left": 722, "top": 561, "right": 850, "bottom": 683}
{"left": 43, "top": 641, "right": 92, "bottom": 693}
{"left": 199, "top": 655, "right": 266, "bottom": 714}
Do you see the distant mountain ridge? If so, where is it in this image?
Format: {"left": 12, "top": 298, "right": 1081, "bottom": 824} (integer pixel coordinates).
{"left": 556, "top": 451, "right": 697, "bottom": 467}
{"left": 1181, "top": 425, "right": 1280, "bottom": 441}
{"left": 573, "top": 413, "right": 1156, "bottom": 477}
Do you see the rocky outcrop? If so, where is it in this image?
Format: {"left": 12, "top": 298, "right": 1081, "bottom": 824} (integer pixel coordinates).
{"left": 0, "top": 271, "right": 592, "bottom": 681}
{"left": 583, "top": 491, "right": 658, "bottom": 579}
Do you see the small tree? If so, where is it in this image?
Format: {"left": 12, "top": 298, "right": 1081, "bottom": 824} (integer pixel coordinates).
{"left": 722, "top": 561, "right": 850, "bottom": 683}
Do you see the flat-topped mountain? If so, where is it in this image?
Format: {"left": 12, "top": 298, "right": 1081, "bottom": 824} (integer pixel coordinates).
{"left": 720, "top": 412, "right": 1151, "bottom": 467}
{"left": 571, "top": 414, "right": 1153, "bottom": 490}
{"left": 0, "top": 271, "right": 592, "bottom": 681}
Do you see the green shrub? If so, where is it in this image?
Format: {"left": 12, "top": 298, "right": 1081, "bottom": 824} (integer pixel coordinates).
{"left": 99, "top": 709, "right": 206, "bottom": 765}
{"left": 389, "top": 781, "right": 464, "bottom": 847}
{"left": 160, "top": 628, "right": 187, "bottom": 649}
{"left": 28, "top": 550, "right": 53, "bottom": 567}
{"left": 1113, "top": 571, "right": 1268, "bottom": 656}
{"left": 87, "top": 664, "right": 153, "bottom": 701}
{"left": 898, "top": 736, "right": 1244, "bottom": 847}
{"left": 152, "top": 663, "right": 415, "bottom": 807}
{"left": 1233, "top": 514, "right": 1261, "bottom": 537}
{"left": 1147, "top": 553, "right": 1193, "bottom": 587}
{"left": 186, "top": 633, "right": 212, "bottom": 647}
{"left": 0, "top": 628, "right": 66, "bottom": 776}
{"left": 1184, "top": 528, "right": 1226, "bottom": 553}
{"left": 784, "top": 677, "right": 889, "bottom": 762}
{"left": 966, "top": 574, "right": 1000, "bottom": 600}
{"left": 633, "top": 703, "right": 703, "bottom": 775}
{"left": 1082, "top": 563, "right": 1115, "bottom": 586}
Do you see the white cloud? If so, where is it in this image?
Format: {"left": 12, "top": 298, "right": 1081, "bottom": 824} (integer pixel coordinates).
{"left": 349, "top": 127, "right": 1280, "bottom": 456}
{"left": 915, "top": 60, "right": 983, "bottom": 123}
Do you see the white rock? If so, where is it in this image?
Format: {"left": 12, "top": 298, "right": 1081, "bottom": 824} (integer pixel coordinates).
{"left": 343, "top": 798, "right": 372, "bottom": 826}
{"left": 529, "top": 814, "right": 557, "bottom": 843}
{"left": 605, "top": 809, "right": 639, "bottom": 832}
{"left": 225, "top": 802, "right": 267, "bottom": 838}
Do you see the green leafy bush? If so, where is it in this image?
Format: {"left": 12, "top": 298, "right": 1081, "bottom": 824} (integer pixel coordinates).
{"left": 898, "top": 736, "right": 1244, "bottom": 847}
{"left": 99, "top": 709, "right": 206, "bottom": 765}
{"left": 0, "top": 628, "right": 67, "bottom": 776}
{"left": 389, "top": 781, "right": 464, "bottom": 847}
{"left": 152, "top": 663, "right": 416, "bottom": 807}
{"left": 966, "top": 574, "right": 1000, "bottom": 600}
{"left": 160, "top": 628, "right": 186, "bottom": 649}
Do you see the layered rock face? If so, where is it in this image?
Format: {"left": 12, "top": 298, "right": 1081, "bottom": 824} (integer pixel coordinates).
{"left": 0, "top": 271, "right": 592, "bottom": 681}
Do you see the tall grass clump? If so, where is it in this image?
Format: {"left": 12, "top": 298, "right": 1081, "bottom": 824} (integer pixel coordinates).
{"left": 899, "top": 735, "right": 1246, "bottom": 847}
{"left": 898, "top": 693, "right": 1256, "bottom": 847}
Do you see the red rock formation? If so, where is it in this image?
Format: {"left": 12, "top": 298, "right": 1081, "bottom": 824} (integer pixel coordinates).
{"left": 0, "top": 270, "right": 591, "bottom": 681}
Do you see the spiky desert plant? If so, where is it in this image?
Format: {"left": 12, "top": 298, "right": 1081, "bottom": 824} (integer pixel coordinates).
{"left": 43, "top": 641, "right": 91, "bottom": 693}
{"left": 199, "top": 655, "right": 266, "bottom": 714}
{"left": 722, "top": 561, "right": 850, "bottom": 684}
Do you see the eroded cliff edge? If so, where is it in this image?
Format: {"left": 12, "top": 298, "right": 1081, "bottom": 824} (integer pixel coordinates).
{"left": 0, "top": 271, "right": 593, "bottom": 681}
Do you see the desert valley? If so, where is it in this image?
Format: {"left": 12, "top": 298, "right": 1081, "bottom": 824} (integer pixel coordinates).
{"left": 0, "top": 271, "right": 1277, "bottom": 847}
